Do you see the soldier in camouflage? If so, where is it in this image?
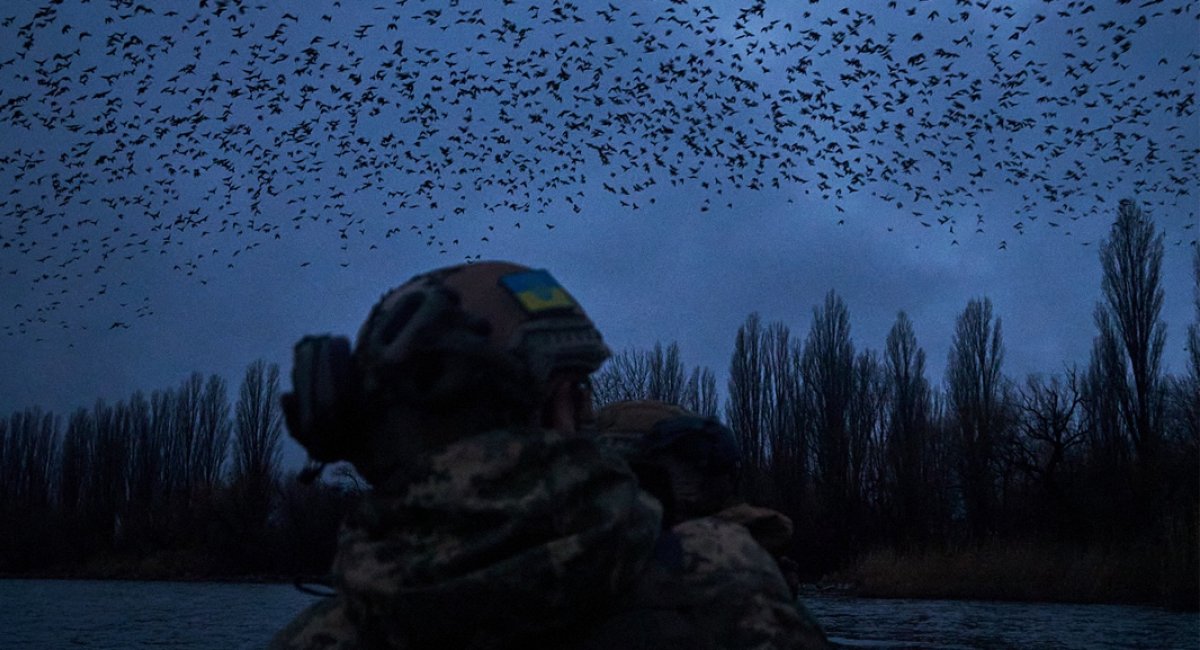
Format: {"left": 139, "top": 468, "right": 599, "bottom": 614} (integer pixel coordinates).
{"left": 270, "top": 261, "right": 826, "bottom": 649}
{"left": 594, "top": 400, "right": 830, "bottom": 648}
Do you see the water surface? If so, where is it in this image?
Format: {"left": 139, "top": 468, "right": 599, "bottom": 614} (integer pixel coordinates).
{"left": 0, "top": 579, "right": 321, "bottom": 649}
{"left": 0, "top": 579, "right": 1195, "bottom": 649}
{"left": 804, "top": 592, "right": 1198, "bottom": 649}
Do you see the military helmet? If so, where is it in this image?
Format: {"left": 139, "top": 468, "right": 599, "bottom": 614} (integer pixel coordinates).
{"left": 595, "top": 399, "right": 689, "bottom": 434}
{"left": 356, "top": 261, "right": 608, "bottom": 401}
{"left": 595, "top": 400, "right": 742, "bottom": 525}
{"left": 283, "top": 261, "right": 610, "bottom": 467}
{"left": 595, "top": 400, "right": 741, "bottom": 479}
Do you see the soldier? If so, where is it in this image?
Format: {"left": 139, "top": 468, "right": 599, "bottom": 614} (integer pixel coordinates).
{"left": 271, "top": 261, "right": 660, "bottom": 648}
{"left": 593, "top": 400, "right": 830, "bottom": 647}
{"left": 271, "top": 261, "right": 825, "bottom": 649}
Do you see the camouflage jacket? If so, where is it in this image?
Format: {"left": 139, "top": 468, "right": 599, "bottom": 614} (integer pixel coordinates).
{"left": 579, "top": 515, "right": 830, "bottom": 650}
{"left": 271, "top": 428, "right": 827, "bottom": 649}
{"left": 271, "top": 427, "right": 661, "bottom": 649}
{"left": 711, "top": 504, "right": 802, "bottom": 595}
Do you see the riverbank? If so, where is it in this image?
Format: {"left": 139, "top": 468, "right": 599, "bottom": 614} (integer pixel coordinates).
{"left": 826, "top": 541, "right": 1199, "bottom": 610}
{"left": 8, "top": 540, "right": 1197, "bottom": 610}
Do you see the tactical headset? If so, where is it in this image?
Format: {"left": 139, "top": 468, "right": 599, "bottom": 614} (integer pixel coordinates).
{"left": 281, "top": 263, "right": 609, "bottom": 479}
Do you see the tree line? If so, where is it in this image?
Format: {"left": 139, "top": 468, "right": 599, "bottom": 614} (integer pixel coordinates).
{"left": 1, "top": 200, "right": 1195, "bottom": 605}
{"left": 0, "top": 360, "right": 354, "bottom": 578}
{"left": 592, "top": 200, "right": 1198, "bottom": 605}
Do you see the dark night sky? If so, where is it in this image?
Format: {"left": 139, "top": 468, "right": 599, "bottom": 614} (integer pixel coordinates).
{"left": 0, "top": 0, "right": 1196, "bottom": 469}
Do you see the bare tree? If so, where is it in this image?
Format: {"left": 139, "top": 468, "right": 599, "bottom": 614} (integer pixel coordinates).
{"left": 801, "top": 291, "right": 855, "bottom": 516}
{"left": 1, "top": 409, "right": 58, "bottom": 516}
{"left": 1009, "top": 372, "right": 1085, "bottom": 497}
{"left": 727, "top": 313, "right": 768, "bottom": 493}
{"left": 1154, "top": 246, "right": 1200, "bottom": 563}
{"left": 0, "top": 417, "right": 7, "bottom": 511}
{"left": 1084, "top": 311, "right": 1129, "bottom": 463}
{"left": 32, "top": 411, "right": 57, "bottom": 513}
{"left": 763, "top": 321, "right": 793, "bottom": 468}
{"left": 682, "top": 366, "right": 719, "bottom": 418}
{"left": 125, "top": 391, "right": 156, "bottom": 514}
{"left": 233, "top": 360, "right": 283, "bottom": 484}
{"left": 763, "top": 322, "right": 806, "bottom": 509}
{"left": 1080, "top": 312, "right": 1138, "bottom": 539}
{"left": 591, "top": 347, "right": 652, "bottom": 408}
{"left": 88, "top": 399, "right": 129, "bottom": 543}
{"left": 150, "top": 388, "right": 177, "bottom": 509}
{"left": 58, "top": 408, "right": 92, "bottom": 517}
{"left": 0, "top": 409, "right": 58, "bottom": 568}
{"left": 0, "top": 415, "right": 11, "bottom": 512}
{"left": 592, "top": 341, "right": 711, "bottom": 414}
{"left": 848, "top": 350, "right": 885, "bottom": 519}
{"left": 232, "top": 360, "right": 284, "bottom": 529}
{"left": 647, "top": 342, "right": 686, "bottom": 404}
{"left": 194, "top": 374, "right": 232, "bottom": 489}
{"left": 1190, "top": 243, "right": 1200, "bottom": 394}
{"left": 173, "top": 373, "right": 204, "bottom": 494}
{"left": 725, "top": 314, "right": 810, "bottom": 509}
{"left": 1172, "top": 244, "right": 1200, "bottom": 450}
{"left": 922, "top": 389, "right": 957, "bottom": 540}
{"left": 1096, "top": 199, "right": 1167, "bottom": 469}
{"left": 883, "top": 311, "right": 931, "bottom": 543}
{"left": 946, "top": 297, "right": 1006, "bottom": 540}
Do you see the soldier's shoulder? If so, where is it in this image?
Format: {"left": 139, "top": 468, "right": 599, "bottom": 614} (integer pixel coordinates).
{"left": 711, "top": 503, "right": 795, "bottom": 555}
{"left": 671, "top": 516, "right": 787, "bottom": 579}
{"left": 664, "top": 517, "right": 832, "bottom": 649}
{"left": 401, "top": 426, "right": 633, "bottom": 498}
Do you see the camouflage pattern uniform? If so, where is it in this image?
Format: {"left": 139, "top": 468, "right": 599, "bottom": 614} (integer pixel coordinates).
{"left": 711, "top": 503, "right": 803, "bottom": 598}
{"left": 271, "top": 427, "right": 661, "bottom": 649}
{"left": 578, "top": 515, "right": 827, "bottom": 649}
{"left": 273, "top": 263, "right": 829, "bottom": 648}
{"left": 271, "top": 427, "right": 827, "bottom": 649}
{"left": 594, "top": 400, "right": 831, "bottom": 649}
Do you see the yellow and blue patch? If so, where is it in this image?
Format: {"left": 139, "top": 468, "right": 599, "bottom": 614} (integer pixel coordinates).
{"left": 500, "top": 269, "right": 577, "bottom": 313}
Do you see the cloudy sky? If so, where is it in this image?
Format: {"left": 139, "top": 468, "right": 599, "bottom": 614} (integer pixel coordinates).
{"left": 0, "top": 0, "right": 1196, "bottom": 468}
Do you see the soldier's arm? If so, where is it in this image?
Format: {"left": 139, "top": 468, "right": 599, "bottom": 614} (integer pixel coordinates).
{"left": 669, "top": 517, "right": 831, "bottom": 650}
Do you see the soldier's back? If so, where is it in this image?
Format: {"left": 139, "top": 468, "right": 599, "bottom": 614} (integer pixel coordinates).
{"left": 578, "top": 515, "right": 830, "bottom": 650}
{"left": 271, "top": 426, "right": 661, "bottom": 650}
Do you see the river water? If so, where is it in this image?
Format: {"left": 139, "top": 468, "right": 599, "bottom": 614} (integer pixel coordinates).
{"left": 0, "top": 579, "right": 1195, "bottom": 649}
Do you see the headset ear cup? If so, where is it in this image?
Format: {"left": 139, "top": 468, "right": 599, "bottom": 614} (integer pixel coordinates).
{"left": 283, "top": 335, "right": 361, "bottom": 463}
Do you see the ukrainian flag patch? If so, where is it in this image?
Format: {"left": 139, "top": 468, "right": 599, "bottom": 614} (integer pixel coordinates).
{"left": 500, "top": 269, "right": 577, "bottom": 313}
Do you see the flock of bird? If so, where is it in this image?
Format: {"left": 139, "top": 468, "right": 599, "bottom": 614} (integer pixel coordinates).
{"left": 0, "top": 0, "right": 1196, "bottom": 338}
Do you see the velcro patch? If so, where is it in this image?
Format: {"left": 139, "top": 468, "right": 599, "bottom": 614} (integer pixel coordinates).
{"left": 499, "top": 269, "right": 576, "bottom": 313}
